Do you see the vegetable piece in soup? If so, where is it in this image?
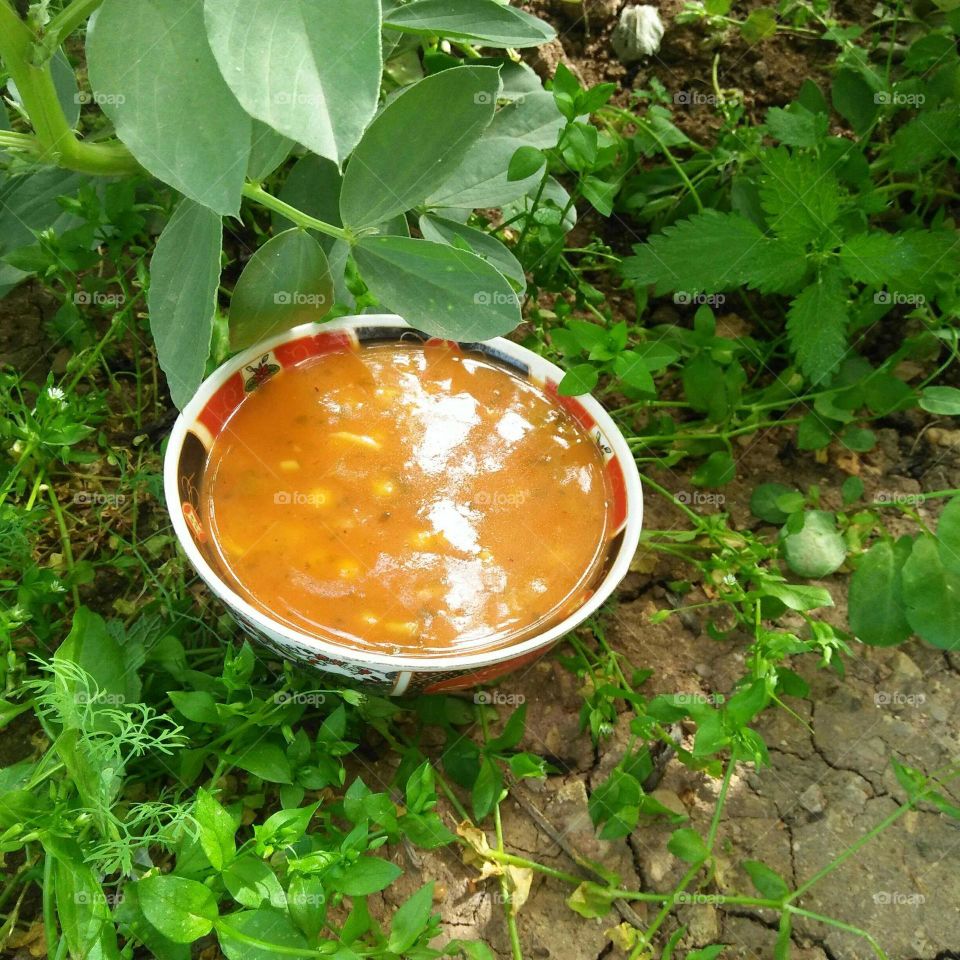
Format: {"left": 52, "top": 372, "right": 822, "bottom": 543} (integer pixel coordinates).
{"left": 201, "top": 343, "right": 612, "bottom": 655}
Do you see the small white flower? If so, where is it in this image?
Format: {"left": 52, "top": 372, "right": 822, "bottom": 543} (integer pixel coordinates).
{"left": 612, "top": 5, "right": 665, "bottom": 62}
{"left": 46, "top": 386, "right": 67, "bottom": 404}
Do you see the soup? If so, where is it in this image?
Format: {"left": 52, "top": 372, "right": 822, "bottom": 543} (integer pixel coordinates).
{"left": 201, "top": 342, "right": 612, "bottom": 655}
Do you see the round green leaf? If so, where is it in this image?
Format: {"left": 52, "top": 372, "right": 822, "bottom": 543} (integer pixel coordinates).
{"left": 507, "top": 145, "right": 546, "bottom": 181}
{"left": 750, "top": 482, "right": 797, "bottom": 524}
{"left": 383, "top": 0, "right": 555, "bottom": 48}
{"left": 229, "top": 230, "right": 333, "bottom": 352}
{"left": 848, "top": 539, "right": 912, "bottom": 647}
{"left": 919, "top": 385, "right": 960, "bottom": 415}
{"left": 203, "top": 0, "right": 381, "bottom": 166}
{"left": 691, "top": 450, "right": 735, "bottom": 488}
{"left": 87, "top": 0, "right": 250, "bottom": 215}
{"left": 148, "top": 199, "right": 222, "bottom": 409}
{"left": 340, "top": 67, "right": 501, "bottom": 229}
{"left": 901, "top": 535, "right": 960, "bottom": 649}
{"left": 780, "top": 510, "right": 847, "bottom": 578}
{"left": 353, "top": 235, "right": 520, "bottom": 341}
{"left": 138, "top": 876, "right": 218, "bottom": 944}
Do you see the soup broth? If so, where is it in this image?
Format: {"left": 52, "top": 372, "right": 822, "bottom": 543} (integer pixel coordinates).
{"left": 201, "top": 342, "right": 612, "bottom": 655}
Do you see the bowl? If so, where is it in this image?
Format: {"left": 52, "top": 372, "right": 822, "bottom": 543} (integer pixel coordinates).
{"left": 164, "top": 315, "right": 642, "bottom": 694}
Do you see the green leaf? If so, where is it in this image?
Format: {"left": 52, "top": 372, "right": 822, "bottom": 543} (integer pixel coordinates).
{"left": 558, "top": 363, "right": 599, "bottom": 396}
{"left": 761, "top": 582, "right": 833, "bottom": 612}
{"left": 286, "top": 876, "right": 327, "bottom": 940}
{"left": 622, "top": 210, "right": 807, "bottom": 295}
{"left": 691, "top": 450, "right": 735, "bottom": 488}
{"left": 247, "top": 122, "right": 293, "bottom": 181}
{"left": 418, "top": 213, "right": 525, "bottom": 288}
{"left": 387, "top": 882, "right": 435, "bottom": 954}
{"left": 919, "top": 386, "right": 960, "bottom": 415}
{"left": 848, "top": 538, "right": 912, "bottom": 647}
{"left": 751, "top": 483, "right": 797, "bottom": 524}
{"left": 841, "top": 476, "right": 864, "bottom": 505}
{"left": 688, "top": 948, "right": 726, "bottom": 960}
{"left": 138, "top": 875, "right": 218, "bottom": 944}
{"left": 195, "top": 788, "right": 237, "bottom": 871}
{"left": 831, "top": 68, "right": 879, "bottom": 135}
{"left": 203, "top": 0, "right": 381, "bottom": 165}
{"left": 742, "top": 860, "right": 789, "bottom": 900}
{"left": 667, "top": 828, "right": 709, "bottom": 864}
{"left": 472, "top": 755, "right": 502, "bottom": 820}
{"left": 228, "top": 742, "right": 293, "bottom": 784}
{"left": 385, "top": 0, "right": 554, "bottom": 47}
{"left": 786, "top": 270, "right": 848, "bottom": 384}
{"left": 740, "top": 7, "right": 777, "bottom": 42}
{"left": 52, "top": 846, "right": 121, "bottom": 960}
{"left": 759, "top": 150, "right": 842, "bottom": 247}
{"left": 726, "top": 680, "right": 769, "bottom": 726}
{"left": 901, "top": 535, "right": 960, "bottom": 649}
{"left": 613, "top": 350, "right": 656, "bottom": 393}
{"left": 169, "top": 690, "right": 220, "bottom": 724}
{"left": 937, "top": 496, "right": 960, "bottom": 576}
{"left": 796, "top": 413, "right": 835, "bottom": 450}
{"left": 353, "top": 235, "right": 520, "bottom": 340}
{"left": 332, "top": 857, "right": 403, "bottom": 896}
{"left": 888, "top": 107, "right": 960, "bottom": 173}
{"left": 508, "top": 144, "right": 546, "bottom": 181}
{"left": 87, "top": 0, "right": 250, "bottom": 215}
{"left": 341, "top": 66, "right": 501, "bottom": 228}
{"left": 228, "top": 229, "right": 333, "bottom": 351}
{"left": 218, "top": 908, "right": 309, "bottom": 960}
{"left": 765, "top": 104, "right": 827, "bottom": 148}
{"left": 781, "top": 510, "right": 847, "bottom": 578}
{"left": 223, "top": 856, "right": 287, "bottom": 909}
{"left": 566, "top": 881, "right": 616, "bottom": 919}
{"left": 148, "top": 199, "right": 221, "bottom": 409}
{"left": 273, "top": 155, "right": 343, "bottom": 240}
{"left": 426, "top": 91, "right": 564, "bottom": 209}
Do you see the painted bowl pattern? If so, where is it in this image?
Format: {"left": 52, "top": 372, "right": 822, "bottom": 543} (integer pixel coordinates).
{"left": 164, "top": 315, "right": 643, "bottom": 694}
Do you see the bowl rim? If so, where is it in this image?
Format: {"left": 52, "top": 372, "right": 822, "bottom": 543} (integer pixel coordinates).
{"left": 163, "top": 314, "right": 643, "bottom": 672}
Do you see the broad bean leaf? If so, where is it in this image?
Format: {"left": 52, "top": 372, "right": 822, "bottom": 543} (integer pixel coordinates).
{"left": 273, "top": 155, "right": 342, "bottom": 241}
{"left": 87, "top": 0, "right": 250, "bottom": 215}
{"left": 340, "top": 66, "right": 501, "bottom": 228}
{"left": 384, "top": 0, "right": 555, "bottom": 47}
{"left": 203, "top": 0, "right": 381, "bottom": 165}
{"left": 419, "top": 213, "right": 525, "bottom": 287}
{"left": 848, "top": 538, "right": 912, "bottom": 647}
{"left": 353, "top": 235, "right": 520, "bottom": 340}
{"left": 228, "top": 229, "right": 333, "bottom": 351}
{"left": 247, "top": 122, "right": 293, "bottom": 181}
{"left": 901, "top": 535, "right": 960, "bottom": 649}
{"left": 147, "top": 199, "right": 222, "bottom": 409}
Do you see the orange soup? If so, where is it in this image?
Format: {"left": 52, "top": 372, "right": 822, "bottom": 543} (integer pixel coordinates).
{"left": 201, "top": 343, "right": 612, "bottom": 655}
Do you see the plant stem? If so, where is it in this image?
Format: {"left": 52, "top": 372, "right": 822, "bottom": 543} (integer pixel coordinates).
{"left": 43, "top": 471, "right": 80, "bottom": 605}
{"left": 36, "top": 0, "right": 103, "bottom": 61}
{"left": 41, "top": 853, "right": 59, "bottom": 959}
{"left": 241, "top": 183, "right": 350, "bottom": 242}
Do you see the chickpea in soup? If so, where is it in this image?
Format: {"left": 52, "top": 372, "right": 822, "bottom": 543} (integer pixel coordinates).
{"left": 201, "top": 342, "right": 612, "bottom": 655}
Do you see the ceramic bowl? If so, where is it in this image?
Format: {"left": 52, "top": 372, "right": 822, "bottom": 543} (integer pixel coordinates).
{"left": 164, "top": 314, "right": 642, "bottom": 694}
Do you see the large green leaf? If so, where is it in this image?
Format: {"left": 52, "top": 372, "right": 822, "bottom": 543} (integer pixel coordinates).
{"left": 51, "top": 842, "right": 121, "bottom": 960}
{"left": 247, "top": 121, "right": 293, "bottom": 181}
{"left": 419, "top": 213, "right": 525, "bottom": 287}
{"left": 203, "top": 0, "right": 381, "bottom": 165}
{"left": 218, "top": 909, "right": 309, "bottom": 960}
{"left": 340, "top": 66, "right": 501, "bottom": 229}
{"left": 148, "top": 199, "right": 222, "bottom": 408}
{"left": 426, "top": 90, "right": 564, "bottom": 210}
{"left": 901, "top": 535, "right": 960, "bottom": 649}
{"left": 785, "top": 269, "right": 849, "bottom": 384}
{"left": 354, "top": 235, "right": 520, "bottom": 340}
{"left": 273, "top": 155, "right": 343, "bottom": 240}
{"left": 228, "top": 229, "right": 333, "bottom": 351}
{"left": 87, "top": 0, "right": 250, "bottom": 215}
{"left": 936, "top": 494, "right": 960, "bottom": 575}
{"left": 780, "top": 510, "right": 847, "bottom": 578}
{"left": 848, "top": 538, "right": 913, "bottom": 646}
{"left": 138, "top": 876, "right": 218, "bottom": 944}
{"left": 384, "top": 0, "right": 555, "bottom": 47}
